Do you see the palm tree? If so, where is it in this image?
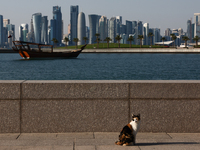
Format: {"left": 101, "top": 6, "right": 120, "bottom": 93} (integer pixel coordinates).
{"left": 182, "top": 36, "right": 190, "bottom": 48}
{"left": 137, "top": 35, "right": 143, "bottom": 48}
{"left": 161, "top": 37, "right": 166, "bottom": 47}
{"left": 63, "top": 37, "right": 69, "bottom": 48}
{"left": 170, "top": 34, "right": 177, "bottom": 48}
{"left": 115, "top": 35, "right": 122, "bottom": 48}
{"left": 51, "top": 38, "right": 58, "bottom": 48}
{"left": 148, "top": 32, "right": 154, "bottom": 47}
{"left": 83, "top": 37, "right": 88, "bottom": 44}
{"left": 104, "top": 37, "right": 112, "bottom": 48}
{"left": 73, "top": 38, "right": 79, "bottom": 49}
{"left": 127, "top": 36, "right": 134, "bottom": 48}
{"left": 193, "top": 36, "right": 199, "bottom": 48}
{"left": 95, "top": 33, "right": 100, "bottom": 48}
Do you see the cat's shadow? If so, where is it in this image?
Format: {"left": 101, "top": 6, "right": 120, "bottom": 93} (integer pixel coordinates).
{"left": 136, "top": 142, "right": 199, "bottom": 146}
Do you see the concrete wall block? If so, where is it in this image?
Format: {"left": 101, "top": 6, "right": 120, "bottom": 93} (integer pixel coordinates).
{"left": 22, "top": 81, "right": 129, "bottom": 99}
{"left": 0, "top": 100, "right": 20, "bottom": 133}
{"left": 0, "top": 81, "right": 21, "bottom": 100}
{"left": 130, "top": 99, "right": 200, "bottom": 133}
{"left": 130, "top": 82, "right": 200, "bottom": 99}
{"left": 21, "top": 100, "right": 128, "bottom": 133}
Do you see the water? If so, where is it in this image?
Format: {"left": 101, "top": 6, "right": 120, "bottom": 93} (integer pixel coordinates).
{"left": 1, "top": 53, "right": 200, "bottom": 80}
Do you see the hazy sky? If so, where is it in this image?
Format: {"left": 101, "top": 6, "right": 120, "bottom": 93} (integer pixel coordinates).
{"left": 1, "top": 0, "right": 200, "bottom": 39}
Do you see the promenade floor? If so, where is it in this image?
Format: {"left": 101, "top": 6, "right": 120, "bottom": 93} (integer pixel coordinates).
{"left": 0, "top": 132, "right": 199, "bottom": 150}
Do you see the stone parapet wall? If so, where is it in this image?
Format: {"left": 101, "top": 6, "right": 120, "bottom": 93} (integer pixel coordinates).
{"left": 0, "top": 80, "right": 199, "bottom": 133}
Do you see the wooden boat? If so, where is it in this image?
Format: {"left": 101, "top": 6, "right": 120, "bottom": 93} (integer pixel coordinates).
{"left": 12, "top": 41, "right": 87, "bottom": 59}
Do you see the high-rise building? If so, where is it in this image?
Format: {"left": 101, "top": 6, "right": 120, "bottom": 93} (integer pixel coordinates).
{"left": 194, "top": 13, "right": 200, "bottom": 37}
{"left": 26, "top": 18, "right": 35, "bottom": 42}
{"left": 41, "top": 16, "right": 48, "bottom": 44}
{"left": 7, "top": 24, "right": 15, "bottom": 48}
{"left": 88, "top": 14, "right": 100, "bottom": 44}
{"left": 3, "top": 19, "right": 10, "bottom": 27}
{"left": 116, "top": 16, "right": 122, "bottom": 35}
{"left": 109, "top": 17, "right": 116, "bottom": 43}
{"left": 99, "top": 16, "right": 107, "bottom": 42}
{"left": 51, "top": 6, "right": 62, "bottom": 45}
{"left": 187, "top": 20, "right": 192, "bottom": 42}
{"left": 165, "top": 28, "right": 172, "bottom": 36}
{"left": 143, "top": 23, "right": 149, "bottom": 45}
{"left": 19, "top": 24, "right": 28, "bottom": 41}
{"left": 178, "top": 28, "right": 183, "bottom": 36}
{"left": 70, "top": 5, "right": 79, "bottom": 45}
{"left": 132, "top": 21, "right": 137, "bottom": 34}
{"left": 151, "top": 28, "right": 160, "bottom": 45}
{"left": 32, "top": 13, "right": 42, "bottom": 43}
{"left": 0, "top": 15, "right": 3, "bottom": 48}
{"left": 126, "top": 20, "right": 132, "bottom": 35}
{"left": 77, "top": 12, "right": 86, "bottom": 45}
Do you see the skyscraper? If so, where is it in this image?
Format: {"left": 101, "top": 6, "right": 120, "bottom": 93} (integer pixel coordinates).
{"left": 3, "top": 19, "right": 10, "bottom": 27}
{"left": 88, "top": 14, "right": 99, "bottom": 44}
{"left": 51, "top": 6, "right": 62, "bottom": 45}
{"left": 165, "top": 28, "right": 172, "bottom": 36}
{"left": 109, "top": 17, "right": 116, "bottom": 43}
{"left": 70, "top": 5, "right": 79, "bottom": 45}
{"left": 194, "top": 13, "right": 200, "bottom": 37}
{"left": 32, "top": 13, "right": 42, "bottom": 43}
{"left": 77, "top": 12, "right": 86, "bottom": 45}
{"left": 187, "top": 20, "right": 192, "bottom": 42}
{"left": 0, "top": 15, "right": 3, "bottom": 48}
{"left": 41, "top": 16, "right": 48, "bottom": 44}
{"left": 19, "top": 24, "right": 28, "bottom": 41}
{"left": 143, "top": 23, "right": 149, "bottom": 45}
{"left": 99, "top": 16, "right": 107, "bottom": 42}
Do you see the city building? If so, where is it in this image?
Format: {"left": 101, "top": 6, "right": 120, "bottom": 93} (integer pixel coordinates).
{"left": 165, "top": 28, "right": 172, "bottom": 36}
{"left": 77, "top": 12, "right": 86, "bottom": 45}
{"left": 0, "top": 15, "right": 3, "bottom": 47}
{"left": 99, "top": 16, "right": 107, "bottom": 42}
{"left": 194, "top": 13, "right": 200, "bottom": 37}
{"left": 109, "top": 17, "right": 116, "bottom": 43}
{"left": 32, "top": 13, "right": 42, "bottom": 43}
{"left": 3, "top": 19, "right": 10, "bottom": 27}
{"left": 70, "top": 5, "right": 79, "bottom": 45}
{"left": 187, "top": 19, "right": 192, "bottom": 42}
{"left": 143, "top": 23, "right": 149, "bottom": 45}
{"left": 88, "top": 14, "right": 100, "bottom": 44}
{"left": 19, "top": 24, "right": 28, "bottom": 41}
{"left": 41, "top": 16, "right": 48, "bottom": 44}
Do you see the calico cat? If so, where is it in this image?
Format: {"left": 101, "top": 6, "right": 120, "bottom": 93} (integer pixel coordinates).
{"left": 115, "top": 114, "right": 141, "bottom": 146}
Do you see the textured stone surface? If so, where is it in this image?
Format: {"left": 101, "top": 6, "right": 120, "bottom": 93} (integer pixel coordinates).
{"left": 0, "top": 100, "right": 20, "bottom": 133}
{"left": 130, "top": 81, "right": 200, "bottom": 99}
{"left": 130, "top": 100, "right": 200, "bottom": 132}
{"left": 0, "top": 81, "right": 21, "bottom": 100}
{"left": 21, "top": 100, "right": 128, "bottom": 133}
{"left": 22, "top": 81, "right": 129, "bottom": 99}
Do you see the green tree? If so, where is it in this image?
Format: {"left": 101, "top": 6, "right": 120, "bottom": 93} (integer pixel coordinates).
{"left": 193, "top": 36, "right": 199, "bottom": 48}
{"left": 137, "top": 35, "right": 144, "bottom": 48}
{"left": 115, "top": 35, "right": 122, "bottom": 48}
{"left": 182, "top": 36, "right": 190, "bottom": 48}
{"left": 63, "top": 37, "right": 69, "bottom": 48}
{"left": 83, "top": 37, "right": 88, "bottom": 44}
{"left": 51, "top": 38, "right": 58, "bottom": 48}
{"left": 127, "top": 36, "right": 134, "bottom": 48}
{"left": 73, "top": 38, "right": 79, "bottom": 49}
{"left": 161, "top": 37, "right": 166, "bottom": 47}
{"left": 104, "top": 37, "right": 112, "bottom": 48}
{"left": 95, "top": 33, "right": 100, "bottom": 48}
{"left": 170, "top": 34, "right": 177, "bottom": 48}
{"left": 148, "top": 32, "right": 154, "bottom": 47}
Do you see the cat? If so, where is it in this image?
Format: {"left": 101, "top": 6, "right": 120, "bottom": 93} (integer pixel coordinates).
{"left": 115, "top": 114, "right": 141, "bottom": 146}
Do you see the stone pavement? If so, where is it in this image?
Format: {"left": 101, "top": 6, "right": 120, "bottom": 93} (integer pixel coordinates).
{"left": 0, "top": 132, "right": 199, "bottom": 150}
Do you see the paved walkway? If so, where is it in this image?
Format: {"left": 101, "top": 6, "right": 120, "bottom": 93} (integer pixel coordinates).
{"left": 0, "top": 132, "right": 199, "bottom": 150}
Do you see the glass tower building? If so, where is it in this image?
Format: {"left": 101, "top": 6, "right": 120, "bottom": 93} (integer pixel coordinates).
{"left": 109, "top": 17, "right": 116, "bottom": 43}
{"left": 77, "top": 12, "right": 86, "bottom": 45}
{"left": 41, "top": 16, "right": 48, "bottom": 44}
{"left": 70, "top": 5, "right": 79, "bottom": 45}
{"left": 32, "top": 13, "right": 42, "bottom": 43}
{"left": 88, "top": 14, "right": 100, "bottom": 44}
{"left": 143, "top": 23, "right": 149, "bottom": 45}
{"left": 0, "top": 15, "right": 3, "bottom": 48}
{"left": 99, "top": 16, "right": 107, "bottom": 43}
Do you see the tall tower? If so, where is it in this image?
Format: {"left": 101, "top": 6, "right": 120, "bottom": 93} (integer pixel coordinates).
{"left": 41, "top": 16, "right": 48, "bottom": 44}
{"left": 88, "top": 14, "right": 99, "bottom": 44}
{"left": 0, "top": 15, "right": 3, "bottom": 48}
{"left": 109, "top": 17, "right": 116, "bottom": 43}
{"left": 32, "top": 13, "right": 42, "bottom": 43}
{"left": 187, "top": 19, "right": 192, "bottom": 42}
{"left": 143, "top": 23, "right": 149, "bottom": 45}
{"left": 194, "top": 13, "right": 200, "bottom": 37}
{"left": 52, "top": 6, "right": 62, "bottom": 45}
{"left": 70, "top": 5, "right": 79, "bottom": 45}
{"left": 99, "top": 16, "right": 107, "bottom": 42}
{"left": 19, "top": 24, "right": 28, "bottom": 41}
{"left": 77, "top": 12, "right": 86, "bottom": 45}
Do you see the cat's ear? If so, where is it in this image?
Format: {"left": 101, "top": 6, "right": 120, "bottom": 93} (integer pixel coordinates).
{"left": 137, "top": 114, "right": 140, "bottom": 117}
{"left": 132, "top": 114, "right": 135, "bottom": 118}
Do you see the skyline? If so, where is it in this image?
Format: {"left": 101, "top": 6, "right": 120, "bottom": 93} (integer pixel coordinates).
{"left": 1, "top": 0, "right": 200, "bottom": 39}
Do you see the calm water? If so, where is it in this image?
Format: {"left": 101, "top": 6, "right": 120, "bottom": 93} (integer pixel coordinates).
{"left": 1, "top": 53, "right": 200, "bottom": 80}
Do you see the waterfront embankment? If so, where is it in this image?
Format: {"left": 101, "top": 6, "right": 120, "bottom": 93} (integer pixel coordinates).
{"left": 2, "top": 48, "right": 200, "bottom": 53}
{"left": 0, "top": 80, "right": 199, "bottom": 133}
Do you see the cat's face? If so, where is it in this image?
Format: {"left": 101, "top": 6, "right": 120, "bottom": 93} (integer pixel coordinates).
{"left": 132, "top": 114, "right": 140, "bottom": 122}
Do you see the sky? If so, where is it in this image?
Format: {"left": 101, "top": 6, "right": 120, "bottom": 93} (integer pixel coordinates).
{"left": 1, "top": 0, "right": 200, "bottom": 39}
